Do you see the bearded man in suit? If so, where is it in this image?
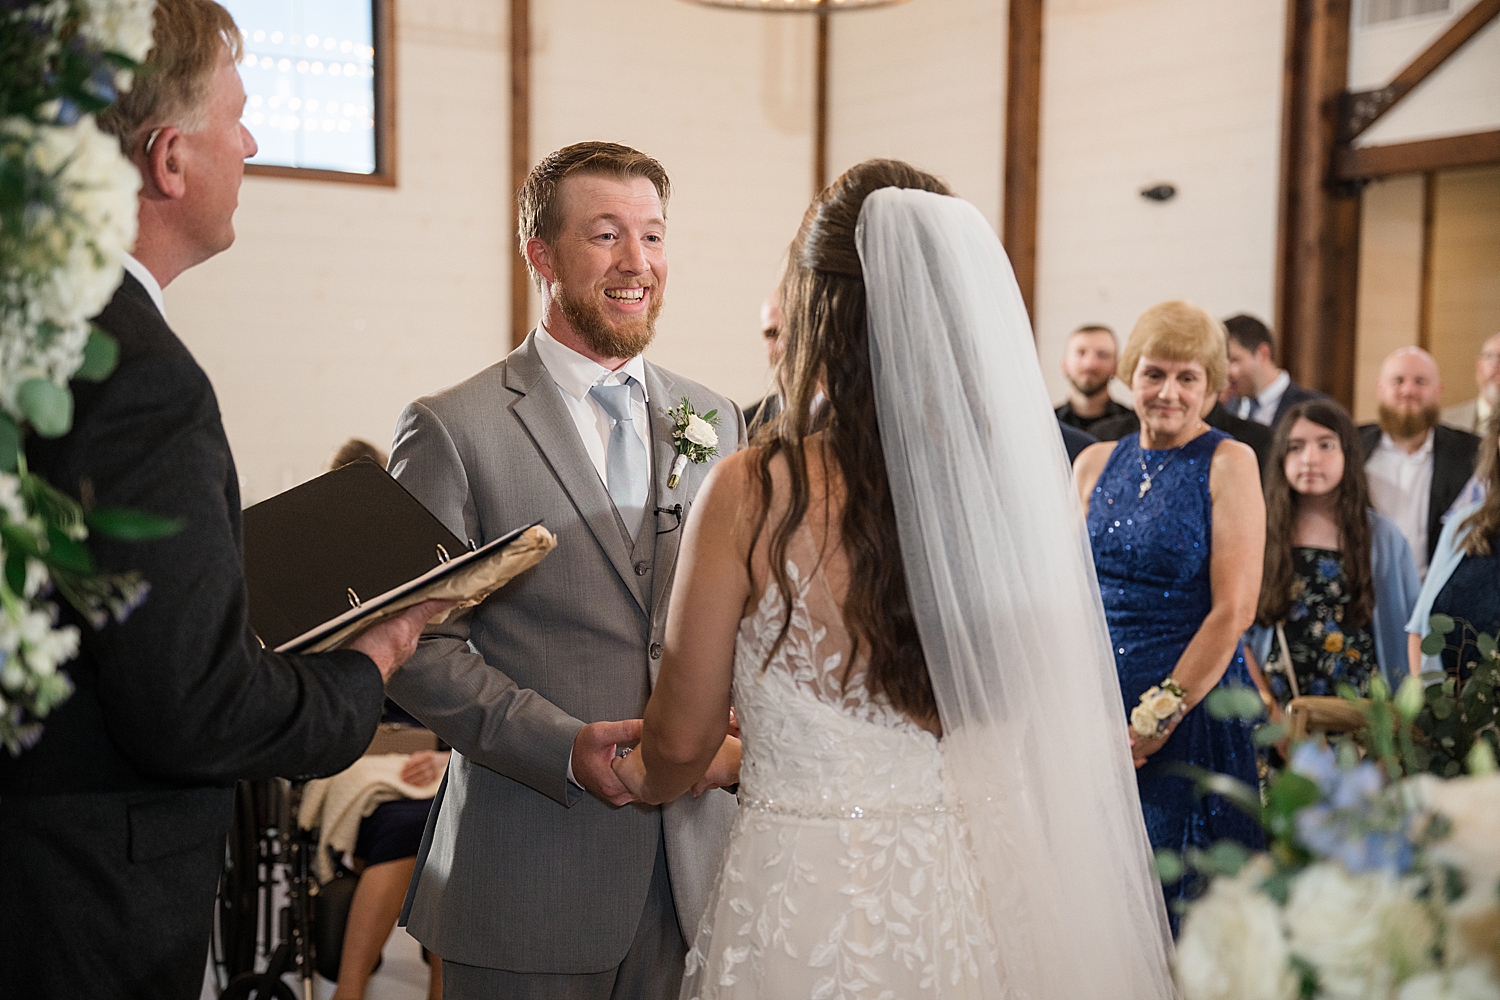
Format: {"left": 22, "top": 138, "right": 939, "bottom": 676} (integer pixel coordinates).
{"left": 0, "top": 4, "right": 439, "bottom": 997}
{"left": 386, "top": 142, "right": 744, "bottom": 1000}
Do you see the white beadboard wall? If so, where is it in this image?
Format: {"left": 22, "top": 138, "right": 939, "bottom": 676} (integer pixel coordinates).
{"left": 162, "top": 0, "right": 1297, "bottom": 502}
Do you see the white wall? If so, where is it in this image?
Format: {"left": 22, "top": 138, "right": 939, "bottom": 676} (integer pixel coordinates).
{"left": 164, "top": 0, "right": 1302, "bottom": 503}
{"left": 166, "top": 1, "right": 510, "bottom": 504}
{"left": 1034, "top": 0, "right": 1286, "bottom": 403}
{"left": 826, "top": 0, "right": 1005, "bottom": 231}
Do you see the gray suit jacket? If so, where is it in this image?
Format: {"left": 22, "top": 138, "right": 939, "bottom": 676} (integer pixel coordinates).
{"left": 386, "top": 333, "right": 743, "bottom": 974}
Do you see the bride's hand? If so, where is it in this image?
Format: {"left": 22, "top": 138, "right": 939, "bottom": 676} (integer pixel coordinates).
{"left": 611, "top": 747, "right": 652, "bottom": 802}
{"left": 690, "top": 735, "right": 742, "bottom": 798}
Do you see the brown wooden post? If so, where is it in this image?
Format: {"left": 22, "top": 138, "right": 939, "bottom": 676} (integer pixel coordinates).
{"left": 1275, "top": 0, "right": 1358, "bottom": 408}
{"left": 1003, "top": 0, "right": 1043, "bottom": 324}
{"left": 510, "top": 0, "right": 531, "bottom": 349}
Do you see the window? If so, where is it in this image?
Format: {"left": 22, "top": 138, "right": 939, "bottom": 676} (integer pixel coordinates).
{"left": 224, "top": 0, "right": 395, "bottom": 184}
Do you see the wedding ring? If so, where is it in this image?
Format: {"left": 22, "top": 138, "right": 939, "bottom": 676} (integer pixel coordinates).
{"left": 616, "top": 745, "right": 633, "bottom": 758}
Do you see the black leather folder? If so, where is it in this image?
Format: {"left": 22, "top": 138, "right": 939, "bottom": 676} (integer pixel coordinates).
{"left": 243, "top": 459, "right": 539, "bottom": 652}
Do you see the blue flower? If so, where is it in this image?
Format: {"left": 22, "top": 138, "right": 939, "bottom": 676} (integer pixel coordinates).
{"left": 1324, "top": 620, "right": 1342, "bottom": 634}
{"left": 1288, "top": 602, "right": 1309, "bottom": 622}
{"left": 1287, "top": 746, "right": 1414, "bottom": 874}
{"left": 1318, "top": 557, "right": 1340, "bottom": 579}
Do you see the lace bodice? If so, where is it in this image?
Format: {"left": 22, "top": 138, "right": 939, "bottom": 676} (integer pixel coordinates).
{"left": 681, "top": 547, "right": 995, "bottom": 999}
{"left": 732, "top": 560, "right": 947, "bottom": 818}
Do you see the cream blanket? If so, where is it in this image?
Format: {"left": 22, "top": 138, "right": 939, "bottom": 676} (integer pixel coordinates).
{"left": 298, "top": 753, "right": 442, "bottom": 883}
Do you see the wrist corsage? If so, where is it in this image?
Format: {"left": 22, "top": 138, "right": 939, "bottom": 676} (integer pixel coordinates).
{"left": 665, "top": 398, "right": 720, "bottom": 488}
{"left": 1130, "top": 677, "right": 1187, "bottom": 739}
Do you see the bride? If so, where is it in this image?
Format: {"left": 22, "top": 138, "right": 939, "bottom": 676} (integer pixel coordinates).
{"left": 611, "top": 160, "right": 1176, "bottom": 998}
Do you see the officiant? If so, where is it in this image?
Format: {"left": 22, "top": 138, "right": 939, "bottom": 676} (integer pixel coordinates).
{"left": 0, "top": 5, "right": 442, "bottom": 999}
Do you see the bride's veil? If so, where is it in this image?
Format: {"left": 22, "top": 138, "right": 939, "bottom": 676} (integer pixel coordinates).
{"left": 857, "top": 188, "right": 1176, "bottom": 996}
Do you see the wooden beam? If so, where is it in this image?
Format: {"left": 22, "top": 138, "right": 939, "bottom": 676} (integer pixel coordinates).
{"left": 1418, "top": 172, "right": 1436, "bottom": 351}
{"left": 814, "top": 12, "right": 829, "bottom": 195}
{"left": 1337, "top": 129, "right": 1500, "bottom": 180}
{"left": 1003, "top": 0, "right": 1042, "bottom": 323}
{"left": 1341, "top": 0, "right": 1500, "bottom": 142}
{"left": 510, "top": 0, "right": 531, "bottom": 349}
{"left": 1276, "top": 0, "right": 1359, "bottom": 409}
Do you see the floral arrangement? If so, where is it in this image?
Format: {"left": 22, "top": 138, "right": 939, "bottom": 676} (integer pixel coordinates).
{"left": 1165, "top": 683, "right": 1500, "bottom": 1000}
{"left": 665, "top": 397, "right": 719, "bottom": 489}
{"left": 0, "top": 1, "right": 174, "bottom": 755}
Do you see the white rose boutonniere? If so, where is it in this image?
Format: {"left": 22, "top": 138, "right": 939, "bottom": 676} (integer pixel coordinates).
{"left": 666, "top": 398, "right": 720, "bottom": 488}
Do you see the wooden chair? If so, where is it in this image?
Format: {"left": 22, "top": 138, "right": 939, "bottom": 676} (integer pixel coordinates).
{"left": 1285, "top": 696, "right": 1370, "bottom": 741}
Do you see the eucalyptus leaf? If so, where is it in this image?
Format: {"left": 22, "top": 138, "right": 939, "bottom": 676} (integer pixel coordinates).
{"left": 1153, "top": 849, "right": 1182, "bottom": 884}
{"left": 86, "top": 507, "right": 183, "bottom": 541}
{"left": 75, "top": 327, "right": 118, "bottom": 382}
{"left": 1252, "top": 722, "right": 1288, "bottom": 747}
{"left": 1478, "top": 634, "right": 1498, "bottom": 660}
{"left": 0, "top": 412, "right": 18, "bottom": 474}
{"left": 1430, "top": 614, "right": 1456, "bottom": 635}
{"left": 17, "top": 378, "right": 72, "bottom": 438}
{"left": 1264, "top": 771, "right": 1320, "bottom": 819}
{"left": 1205, "top": 686, "right": 1266, "bottom": 721}
{"left": 43, "top": 524, "right": 94, "bottom": 575}
{"left": 1421, "top": 631, "right": 1447, "bottom": 657}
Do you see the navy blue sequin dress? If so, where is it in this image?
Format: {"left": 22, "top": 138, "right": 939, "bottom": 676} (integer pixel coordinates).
{"left": 1087, "top": 427, "right": 1265, "bottom": 934}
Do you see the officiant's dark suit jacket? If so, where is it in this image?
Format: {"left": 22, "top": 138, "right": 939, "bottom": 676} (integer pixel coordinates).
{"left": 0, "top": 273, "right": 387, "bottom": 1000}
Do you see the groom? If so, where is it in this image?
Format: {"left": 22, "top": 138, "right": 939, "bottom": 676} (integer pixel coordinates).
{"left": 386, "top": 142, "right": 744, "bottom": 998}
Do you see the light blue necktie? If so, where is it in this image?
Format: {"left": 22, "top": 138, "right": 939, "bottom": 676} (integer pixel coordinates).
{"left": 589, "top": 380, "right": 649, "bottom": 539}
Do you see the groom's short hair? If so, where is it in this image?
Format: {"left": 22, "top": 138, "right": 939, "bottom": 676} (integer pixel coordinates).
{"left": 518, "top": 142, "right": 672, "bottom": 285}
{"left": 97, "top": 0, "right": 243, "bottom": 155}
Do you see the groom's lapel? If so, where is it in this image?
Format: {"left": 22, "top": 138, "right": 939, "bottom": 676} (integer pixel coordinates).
{"left": 506, "top": 334, "right": 648, "bottom": 615}
{"left": 646, "top": 363, "right": 691, "bottom": 617}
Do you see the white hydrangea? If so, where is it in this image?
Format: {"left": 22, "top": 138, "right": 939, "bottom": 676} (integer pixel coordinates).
{"left": 1412, "top": 774, "right": 1500, "bottom": 891}
{"left": 0, "top": 472, "right": 27, "bottom": 524}
{"left": 1285, "top": 863, "right": 1438, "bottom": 999}
{"left": 0, "top": 113, "right": 140, "bottom": 415}
{"left": 1175, "top": 858, "right": 1297, "bottom": 1000}
{"left": 1398, "top": 965, "right": 1500, "bottom": 1000}
{"left": 78, "top": 0, "right": 156, "bottom": 63}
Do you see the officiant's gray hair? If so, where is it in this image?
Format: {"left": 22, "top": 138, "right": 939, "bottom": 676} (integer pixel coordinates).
{"left": 517, "top": 142, "right": 672, "bottom": 286}
{"left": 98, "top": 0, "right": 243, "bottom": 154}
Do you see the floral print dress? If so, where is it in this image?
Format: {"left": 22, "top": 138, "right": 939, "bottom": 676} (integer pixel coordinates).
{"left": 1263, "top": 547, "right": 1377, "bottom": 706}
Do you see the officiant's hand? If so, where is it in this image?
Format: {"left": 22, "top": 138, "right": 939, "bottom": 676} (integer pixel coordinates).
{"left": 573, "top": 719, "right": 644, "bottom": 806}
{"left": 349, "top": 599, "right": 454, "bottom": 682}
{"left": 690, "top": 735, "right": 741, "bottom": 798}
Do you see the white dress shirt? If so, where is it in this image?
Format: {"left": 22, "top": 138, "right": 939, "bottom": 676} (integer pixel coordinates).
{"left": 532, "top": 323, "right": 653, "bottom": 524}
{"left": 1366, "top": 428, "right": 1435, "bottom": 578}
{"left": 532, "top": 323, "right": 653, "bottom": 790}
{"left": 1236, "top": 369, "right": 1290, "bottom": 426}
{"left": 121, "top": 254, "right": 166, "bottom": 319}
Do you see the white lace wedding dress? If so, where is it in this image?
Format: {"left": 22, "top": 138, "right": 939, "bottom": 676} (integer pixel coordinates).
{"left": 681, "top": 539, "right": 1001, "bottom": 1000}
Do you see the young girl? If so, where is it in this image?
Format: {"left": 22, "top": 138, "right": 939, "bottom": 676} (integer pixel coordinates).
{"left": 1247, "top": 401, "right": 1420, "bottom": 708}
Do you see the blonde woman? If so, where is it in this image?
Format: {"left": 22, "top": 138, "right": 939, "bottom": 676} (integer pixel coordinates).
{"left": 1074, "top": 301, "right": 1268, "bottom": 934}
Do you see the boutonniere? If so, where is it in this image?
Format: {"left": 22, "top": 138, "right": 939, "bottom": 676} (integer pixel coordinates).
{"left": 665, "top": 398, "right": 719, "bottom": 488}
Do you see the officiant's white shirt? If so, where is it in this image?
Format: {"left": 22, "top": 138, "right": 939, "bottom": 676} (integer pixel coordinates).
{"left": 122, "top": 254, "right": 165, "bottom": 319}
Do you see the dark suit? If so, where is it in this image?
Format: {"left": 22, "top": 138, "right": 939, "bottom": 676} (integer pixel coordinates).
{"left": 0, "top": 274, "right": 387, "bottom": 1000}
{"left": 1059, "top": 421, "right": 1096, "bottom": 463}
{"left": 1088, "top": 404, "right": 1274, "bottom": 475}
{"left": 744, "top": 393, "right": 781, "bottom": 436}
{"left": 1358, "top": 423, "right": 1481, "bottom": 565}
{"left": 1228, "top": 377, "right": 1330, "bottom": 430}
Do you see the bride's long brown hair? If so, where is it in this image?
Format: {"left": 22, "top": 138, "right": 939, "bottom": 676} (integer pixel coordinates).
{"left": 748, "top": 159, "right": 950, "bottom": 722}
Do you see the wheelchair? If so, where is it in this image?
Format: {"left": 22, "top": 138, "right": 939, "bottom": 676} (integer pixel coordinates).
{"left": 211, "top": 778, "right": 366, "bottom": 1000}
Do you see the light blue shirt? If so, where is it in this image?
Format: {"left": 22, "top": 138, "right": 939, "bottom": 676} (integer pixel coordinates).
{"left": 1406, "top": 499, "right": 1485, "bottom": 675}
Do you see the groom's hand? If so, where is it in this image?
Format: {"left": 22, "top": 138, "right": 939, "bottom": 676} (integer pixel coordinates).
{"left": 572, "top": 719, "right": 644, "bottom": 806}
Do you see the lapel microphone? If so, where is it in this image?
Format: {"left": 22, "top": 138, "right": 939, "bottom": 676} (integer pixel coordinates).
{"left": 654, "top": 504, "right": 683, "bottom": 534}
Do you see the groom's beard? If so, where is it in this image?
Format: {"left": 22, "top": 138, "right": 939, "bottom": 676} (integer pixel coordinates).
{"left": 555, "top": 278, "right": 663, "bottom": 360}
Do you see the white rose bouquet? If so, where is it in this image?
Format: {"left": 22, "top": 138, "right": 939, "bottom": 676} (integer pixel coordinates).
{"left": 0, "top": 1, "right": 178, "bottom": 755}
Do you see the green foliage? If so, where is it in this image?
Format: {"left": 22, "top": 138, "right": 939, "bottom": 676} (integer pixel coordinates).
{"left": 86, "top": 507, "right": 183, "bottom": 541}
{"left": 1153, "top": 849, "right": 1183, "bottom": 884}
{"left": 17, "top": 377, "right": 72, "bottom": 438}
{"left": 1408, "top": 615, "right": 1500, "bottom": 780}
{"left": 0, "top": 413, "right": 19, "bottom": 473}
{"left": 75, "top": 327, "right": 118, "bottom": 382}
